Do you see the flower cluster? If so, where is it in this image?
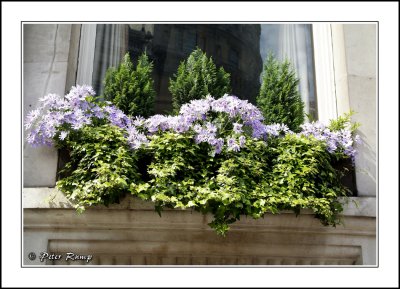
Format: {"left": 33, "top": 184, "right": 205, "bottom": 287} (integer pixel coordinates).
{"left": 265, "top": 123, "right": 291, "bottom": 137}
{"left": 211, "top": 95, "right": 263, "bottom": 121}
{"left": 25, "top": 85, "right": 148, "bottom": 149}
{"left": 300, "top": 121, "right": 361, "bottom": 159}
{"left": 179, "top": 97, "right": 212, "bottom": 122}
{"left": 142, "top": 95, "right": 279, "bottom": 154}
{"left": 126, "top": 125, "right": 149, "bottom": 149}
{"left": 144, "top": 114, "right": 192, "bottom": 134}
{"left": 26, "top": 85, "right": 360, "bottom": 160}
{"left": 25, "top": 85, "right": 98, "bottom": 146}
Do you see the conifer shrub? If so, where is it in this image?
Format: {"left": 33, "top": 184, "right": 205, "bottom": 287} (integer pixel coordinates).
{"left": 103, "top": 52, "right": 155, "bottom": 117}
{"left": 169, "top": 48, "right": 231, "bottom": 112}
{"left": 257, "top": 53, "right": 305, "bottom": 131}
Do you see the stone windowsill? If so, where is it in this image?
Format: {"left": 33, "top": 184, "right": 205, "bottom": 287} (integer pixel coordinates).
{"left": 23, "top": 187, "right": 376, "bottom": 218}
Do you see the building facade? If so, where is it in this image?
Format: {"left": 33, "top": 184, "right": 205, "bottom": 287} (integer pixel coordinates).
{"left": 23, "top": 23, "right": 377, "bottom": 266}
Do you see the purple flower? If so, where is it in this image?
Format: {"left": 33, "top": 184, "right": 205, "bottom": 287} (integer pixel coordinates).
{"left": 166, "top": 115, "right": 191, "bottom": 133}
{"left": 193, "top": 124, "right": 202, "bottom": 133}
{"left": 211, "top": 95, "right": 264, "bottom": 124}
{"left": 227, "top": 137, "right": 240, "bottom": 152}
{"left": 211, "top": 95, "right": 241, "bottom": 118}
{"left": 239, "top": 135, "right": 246, "bottom": 147}
{"left": 59, "top": 131, "right": 68, "bottom": 140}
{"left": 133, "top": 116, "right": 146, "bottom": 127}
{"left": 250, "top": 120, "right": 268, "bottom": 138}
{"left": 326, "top": 140, "right": 337, "bottom": 153}
{"left": 205, "top": 122, "right": 217, "bottom": 134}
{"left": 299, "top": 121, "right": 359, "bottom": 159}
{"left": 26, "top": 129, "right": 39, "bottom": 145}
{"left": 127, "top": 126, "right": 149, "bottom": 149}
{"left": 145, "top": 115, "right": 170, "bottom": 133}
{"left": 233, "top": 123, "right": 243, "bottom": 134}
{"left": 103, "top": 106, "right": 132, "bottom": 129}
{"left": 212, "top": 138, "right": 224, "bottom": 154}
{"left": 92, "top": 106, "right": 105, "bottom": 119}
{"left": 179, "top": 98, "right": 212, "bottom": 121}
{"left": 265, "top": 123, "right": 290, "bottom": 137}
{"left": 65, "top": 85, "right": 95, "bottom": 101}
{"left": 25, "top": 85, "right": 101, "bottom": 146}
{"left": 24, "top": 108, "right": 41, "bottom": 129}
{"left": 193, "top": 122, "right": 217, "bottom": 145}
{"left": 38, "top": 93, "right": 60, "bottom": 108}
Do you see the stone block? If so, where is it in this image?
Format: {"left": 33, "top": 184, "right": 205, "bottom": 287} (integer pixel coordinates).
{"left": 343, "top": 24, "right": 377, "bottom": 78}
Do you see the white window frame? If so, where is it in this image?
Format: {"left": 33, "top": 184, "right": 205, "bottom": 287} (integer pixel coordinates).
{"left": 312, "top": 23, "right": 350, "bottom": 123}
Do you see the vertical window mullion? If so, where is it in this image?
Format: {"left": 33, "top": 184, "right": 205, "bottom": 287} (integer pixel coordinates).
{"left": 76, "top": 24, "right": 97, "bottom": 86}
{"left": 312, "top": 23, "right": 338, "bottom": 124}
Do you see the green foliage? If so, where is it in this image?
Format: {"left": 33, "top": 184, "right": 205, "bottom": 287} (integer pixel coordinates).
{"left": 29, "top": 79, "right": 359, "bottom": 236}
{"left": 257, "top": 52, "right": 305, "bottom": 131}
{"left": 130, "top": 131, "right": 348, "bottom": 236}
{"left": 265, "top": 135, "right": 347, "bottom": 225}
{"left": 103, "top": 52, "right": 155, "bottom": 117}
{"left": 169, "top": 48, "right": 231, "bottom": 112}
{"left": 56, "top": 124, "right": 141, "bottom": 212}
{"left": 329, "top": 110, "right": 361, "bottom": 134}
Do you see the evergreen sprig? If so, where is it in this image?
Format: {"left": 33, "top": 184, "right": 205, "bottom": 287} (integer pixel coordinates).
{"left": 169, "top": 48, "right": 231, "bottom": 112}
{"left": 257, "top": 53, "right": 305, "bottom": 131}
{"left": 103, "top": 52, "right": 155, "bottom": 117}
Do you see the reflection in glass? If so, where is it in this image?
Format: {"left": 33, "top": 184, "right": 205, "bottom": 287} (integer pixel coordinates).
{"left": 92, "top": 24, "right": 317, "bottom": 119}
{"left": 260, "top": 24, "right": 317, "bottom": 120}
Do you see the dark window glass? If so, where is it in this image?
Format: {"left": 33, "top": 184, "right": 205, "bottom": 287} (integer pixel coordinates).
{"left": 91, "top": 24, "right": 317, "bottom": 119}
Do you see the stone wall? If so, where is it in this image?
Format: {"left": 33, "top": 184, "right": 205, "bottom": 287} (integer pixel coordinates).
{"left": 23, "top": 24, "right": 72, "bottom": 187}
{"left": 343, "top": 24, "right": 377, "bottom": 196}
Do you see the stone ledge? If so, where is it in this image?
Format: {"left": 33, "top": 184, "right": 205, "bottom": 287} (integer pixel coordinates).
{"left": 23, "top": 188, "right": 376, "bottom": 266}
{"left": 23, "top": 187, "right": 376, "bottom": 217}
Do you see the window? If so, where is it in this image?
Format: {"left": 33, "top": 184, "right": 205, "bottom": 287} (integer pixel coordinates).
{"left": 80, "top": 24, "right": 318, "bottom": 117}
